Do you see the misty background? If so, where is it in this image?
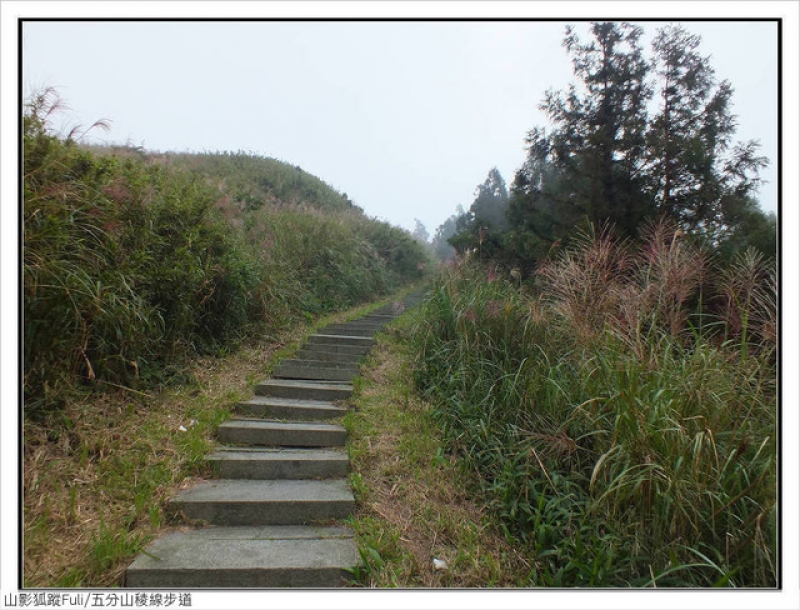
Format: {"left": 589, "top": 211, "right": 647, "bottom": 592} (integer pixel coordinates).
{"left": 21, "top": 19, "right": 778, "bottom": 237}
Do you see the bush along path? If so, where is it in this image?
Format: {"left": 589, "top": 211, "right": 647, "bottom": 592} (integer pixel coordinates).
{"left": 125, "top": 292, "right": 424, "bottom": 588}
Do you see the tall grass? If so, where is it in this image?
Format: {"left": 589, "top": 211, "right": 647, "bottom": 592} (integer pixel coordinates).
{"left": 412, "top": 221, "right": 776, "bottom": 587}
{"left": 241, "top": 204, "right": 424, "bottom": 315}
{"left": 166, "top": 150, "right": 360, "bottom": 214}
{"left": 23, "top": 90, "right": 429, "bottom": 413}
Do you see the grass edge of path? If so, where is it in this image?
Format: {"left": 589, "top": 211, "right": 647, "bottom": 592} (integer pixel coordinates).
{"left": 344, "top": 313, "right": 534, "bottom": 588}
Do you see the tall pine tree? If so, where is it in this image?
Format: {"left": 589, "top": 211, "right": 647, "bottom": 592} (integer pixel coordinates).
{"left": 505, "top": 127, "right": 567, "bottom": 268}
{"left": 647, "top": 24, "right": 767, "bottom": 237}
{"left": 448, "top": 169, "right": 510, "bottom": 259}
{"left": 470, "top": 167, "right": 510, "bottom": 231}
{"left": 648, "top": 25, "right": 729, "bottom": 231}
{"left": 543, "top": 22, "right": 653, "bottom": 238}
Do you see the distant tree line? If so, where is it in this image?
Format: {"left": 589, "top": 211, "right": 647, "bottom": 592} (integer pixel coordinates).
{"left": 432, "top": 22, "right": 776, "bottom": 272}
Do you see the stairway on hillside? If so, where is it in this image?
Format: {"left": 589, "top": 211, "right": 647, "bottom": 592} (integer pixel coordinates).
{"left": 125, "top": 292, "right": 423, "bottom": 588}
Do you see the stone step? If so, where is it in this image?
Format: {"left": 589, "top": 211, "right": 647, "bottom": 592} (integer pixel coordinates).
{"left": 169, "top": 479, "right": 355, "bottom": 526}
{"left": 235, "top": 396, "right": 347, "bottom": 420}
{"left": 279, "top": 358, "right": 360, "bottom": 370}
{"left": 306, "top": 333, "right": 375, "bottom": 348}
{"left": 295, "top": 344, "right": 369, "bottom": 359}
{"left": 323, "top": 317, "right": 388, "bottom": 328}
{"left": 315, "top": 328, "right": 377, "bottom": 338}
{"left": 370, "top": 305, "right": 403, "bottom": 315}
{"left": 273, "top": 364, "right": 357, "bottom": 382}
{"left": 255, "top": 379, "right": 353, "bottom": 401}
{"left": 218, "top": 419, "right": 347, "bottom": 447}
{"left": 318, "top": 324, "right": 384, "bottom": 336}
{"left": 208, "top": 447, "right": 349, "bottom": 479}
{"left": 125, "top": 525, "right": 358, "bottom": 587}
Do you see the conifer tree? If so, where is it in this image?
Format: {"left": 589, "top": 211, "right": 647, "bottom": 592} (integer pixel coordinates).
{"left": 542, "top": 22, "right": 653, "bottom": 238}
{"left": 647, "top": 24, "right": 767, "bottom": 236}
{"left": 470, "top": 167, "right": 510, "bottom": 231}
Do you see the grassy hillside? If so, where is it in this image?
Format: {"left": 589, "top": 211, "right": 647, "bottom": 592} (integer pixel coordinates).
{"left": 168, "top": 150, "right": 360, "bottom": 214}
{"left": 23, "top": 89, "right": 429, "bottom": 414}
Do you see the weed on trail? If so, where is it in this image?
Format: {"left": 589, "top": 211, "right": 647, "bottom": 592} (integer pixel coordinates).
{"left": 345, "top": 320, "right": 533, "bottom": 587}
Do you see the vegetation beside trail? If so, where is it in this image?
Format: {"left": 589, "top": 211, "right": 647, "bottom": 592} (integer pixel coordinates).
{"left": 23, "top": 88, "right": 429, "bottom": 416}
{"left": 412, "top": 224, "right": 776, "bottom": 587}
{"left": 22, "top": 88, "right": 428, "bottom": 586}
{"left": 417, "top": 23, "right": 777, "bottom": 587}
{"left": 165, "top": 149, "right": 361, "bottom": 215}
{"left": 346, "top": 319, "right": 533, "bottom": 587}
{"left": 23, "top": 296, "right": 409, "bottom": 587}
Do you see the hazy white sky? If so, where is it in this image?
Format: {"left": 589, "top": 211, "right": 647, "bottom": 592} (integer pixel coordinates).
{"left": 21, "top": 17, "right": 779, "bottom": 235}
{"left": 4, "top": 5, "right": 800, "bottom": 609}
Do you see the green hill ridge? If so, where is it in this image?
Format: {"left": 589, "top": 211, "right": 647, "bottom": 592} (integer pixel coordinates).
{"left": 23, "top": 90, "right": 429, "bottom": 414}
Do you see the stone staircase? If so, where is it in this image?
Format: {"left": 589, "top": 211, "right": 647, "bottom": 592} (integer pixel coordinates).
{"left": 125, "top": 292, "right": 422, "bottom": 588}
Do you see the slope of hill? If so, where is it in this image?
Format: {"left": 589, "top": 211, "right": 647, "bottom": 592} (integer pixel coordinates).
{"left": 167, "top": 150, "right": 359, "bottom": 214}
{"left": 24, "top": 91, "right": 429, "bottom": 413}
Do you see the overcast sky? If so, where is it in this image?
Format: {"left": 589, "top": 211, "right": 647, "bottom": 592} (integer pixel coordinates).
{"left": 21, "top": 18, "right": 778, "bottom": 235}
{"left": 5, "top": 5, "right": 800, "bottom": 609}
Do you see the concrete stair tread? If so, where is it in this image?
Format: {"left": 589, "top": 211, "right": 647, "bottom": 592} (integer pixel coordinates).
{"left": 296, "top": 344, "right": 371, "bottom": 355}
{"left": 169, "top": 479, "right": 355, "bottom": 524}
{"left": 293, "top": 350, "right": 365, "bottom": 363}
{"left": 317, "top": 327, "right": 382, "bottom": 336}
{"left": 235, "top": 397, "right": 348, "bottom": 421}
{"left": 320, "top": 321, "right": 385, "bottom": 327}
{"left": 238, "top": 395, "right": 342, "bottom": 409}
{"left": 257, "top": 379, "right": 354, "bottom": 390}
{"left": 271, "top": 372, "right": 358, "bottom": 381}
{"left": 172, "top": 478, "right": 354, "bottom": 503}
{"left": 217, "top": 418, "right": 348, "bottom": 448}
{"left": 208, "top": 448, "right": 349, "bottom": 480}
{"left": 307, "top": 334, "right": 374, "bottom": 347}
{"left": 273, "top": 366, "right": 358, "bottom": 382}
{"left": 310, "top": 333, "right": 374, "bottom": 340}
{"left": 125, "top": 525, "right": 358, "bottom": 588}
{"left": 211, "top": 446, "right": 348, "bottom": 457}
{"left": 319, "top": 326, "right": 384, "bottom": 332}
{"left": 256, "top": 380, "right": 354, "bottom": 392}
{"left": 277, "top": 358, "right": 360, "bottom": 370}
{"left": 220, "top": 419, "right": 346, "bottom": 432}
{"left": 255, "top": 379, "right": 354, "bottom": 401}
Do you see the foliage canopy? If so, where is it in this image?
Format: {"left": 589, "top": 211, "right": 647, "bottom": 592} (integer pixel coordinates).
{"left": 438, "top": 22, "right": 774, "bottom": 270}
